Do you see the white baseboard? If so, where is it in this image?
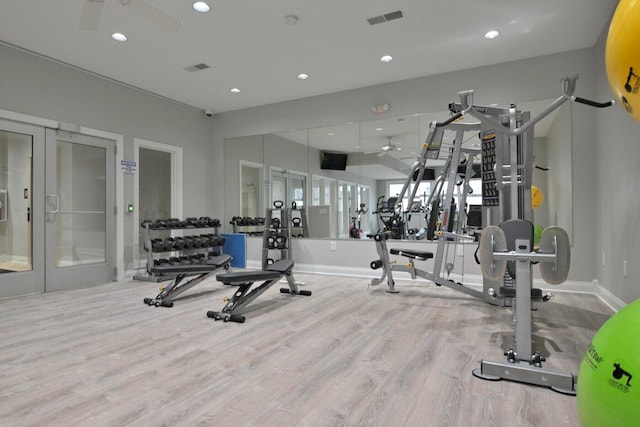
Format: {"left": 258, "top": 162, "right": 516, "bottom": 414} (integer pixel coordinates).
{"left": 591, "top": 279, "right": 626, "bottom": 312}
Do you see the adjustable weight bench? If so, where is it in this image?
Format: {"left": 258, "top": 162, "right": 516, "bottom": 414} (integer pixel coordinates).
{"left": 206, "top": 259, "right": 311, "bottom": 323}
{"left": 143, "top": 254, "right": 232, "bottom": 307}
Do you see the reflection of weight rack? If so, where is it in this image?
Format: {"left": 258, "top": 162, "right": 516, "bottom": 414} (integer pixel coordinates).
{"left": 262, "top": 202, "right": 293, "bottom": 270}
{"left": 290, "top": 205, "right": 308, "bottom": 238}
{"left": 229, "top": 216, "right": 265, "bottom": 236}
{"left": 135, "top": 217, "right": 224, "bottom": 282}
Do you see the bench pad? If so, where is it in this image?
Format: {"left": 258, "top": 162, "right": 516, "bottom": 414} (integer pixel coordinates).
{"left": 390, "top": 248, "right": 434, "bottom": 260}
{"left": 217, "top": 259, "right": 294, "bottom": 284}
{"left": 149, "top": 254, "right": 232, "bottom": 274}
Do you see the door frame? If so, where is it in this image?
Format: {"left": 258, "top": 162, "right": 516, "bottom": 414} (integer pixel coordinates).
{"left": 0, "top": 108, "right": 125, "bottom": 282}
{"left": 133, "top": 137, "right": 183, "bottom": 269}
{"left": 44, "top": 128, "right": 117, "bottom": 290}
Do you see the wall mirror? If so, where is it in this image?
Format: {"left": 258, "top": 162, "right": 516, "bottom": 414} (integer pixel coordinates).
{"left": 222, "top": 97, "right": 572, "bottom": 243}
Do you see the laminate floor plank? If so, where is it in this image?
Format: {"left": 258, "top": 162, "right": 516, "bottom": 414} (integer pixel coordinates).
{"left": 0, "top": 274, "right": 613, "bottom": 426}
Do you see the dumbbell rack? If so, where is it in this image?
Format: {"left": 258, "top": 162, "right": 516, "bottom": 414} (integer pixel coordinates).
{"left": 262, "top": 207, "right": 293, "bottom": 270}
{"left": 134, "top": 218, "right": 224, "bottom": 282}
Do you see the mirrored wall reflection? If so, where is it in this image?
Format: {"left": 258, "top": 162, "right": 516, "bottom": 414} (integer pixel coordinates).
{"left": 223, "top": 97, "right": 573, "bottom": 242}
{"left": 0, "top": 130, "right": 33, "bottom": 272}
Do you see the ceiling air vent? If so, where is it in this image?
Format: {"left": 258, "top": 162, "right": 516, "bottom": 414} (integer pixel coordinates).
{"left": 185, "top": 63, "right": 211, "bottom": 72}
{"left": 367, "top": 10, "right": 404, "bottom": 26}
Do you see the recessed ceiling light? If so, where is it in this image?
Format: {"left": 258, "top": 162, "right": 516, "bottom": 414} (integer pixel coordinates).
{"left": 297, "top": 73, "right": 309, "bottom": 80}
{"left": 192, "top": 2, "right": 210, "bottom": 12}
{"left": 327, "top": 132, "right": 334, "bottom": 136}
{"left": 380, "top": 55, "right": 393, "bottom": 63}
{"left": 484, "top": 30, "right": 500, "bottom": 39}
{"left": 111, "top": 32, "right": 127, "bottom": 42}
{"left": 230, "top": 88, "right": 241, "bottom": 93}
{"left": 375, "top": 127, "right": 383, "bottom": 131}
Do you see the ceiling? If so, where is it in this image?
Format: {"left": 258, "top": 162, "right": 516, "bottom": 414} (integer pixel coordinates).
{"left": 0, "top": 0, "right": 618, "bottom": 115}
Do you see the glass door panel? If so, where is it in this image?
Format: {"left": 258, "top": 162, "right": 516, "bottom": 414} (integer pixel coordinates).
{"left": 0, "top": 121, "right": 45, "bottom": 298}
{"left": 45, "top": 129, "right": 115, "bottom": 291}
{"left": 270, "top": 169, "right": 306, "bottom": 209}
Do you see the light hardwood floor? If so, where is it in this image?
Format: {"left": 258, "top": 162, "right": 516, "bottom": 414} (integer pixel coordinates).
{"left": 0, "top": 273, "right": 613, "bottom": 426}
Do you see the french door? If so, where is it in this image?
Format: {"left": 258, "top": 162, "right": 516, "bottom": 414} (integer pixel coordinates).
{"left": 270, "top": 168, "right": 306, "bottom": 209}
{"left": 0, "top": 120, "right": 116, "bottom": 298}
{"left": 44, "top": 129, "right": 116, "bottom": 291}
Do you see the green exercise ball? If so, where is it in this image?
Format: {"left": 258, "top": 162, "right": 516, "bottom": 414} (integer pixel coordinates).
{"left": 577, "top": 298, "right": 640, "bottom": 427}
{"left": 533, "top": 224, "right": 543, "bottom": 246}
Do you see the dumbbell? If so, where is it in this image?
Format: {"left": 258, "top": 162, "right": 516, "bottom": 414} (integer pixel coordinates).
{"left": 267, "top": 236, "right": 277, "bottom": 249}
{"left": 173, "top": 237, "right": 186, "bottom": 250}
{"left": 185, "top": 217, "right": 199, "bottom": 227}
{"left": 198, "top": 216, "right": 212, "bottom": 227}
{"left": 151, "top": 238, "right": 165, "bottom": 252}
{"left": 168, "top": 257, "right": 181, "bottom": 265}
{"left": 153, "top": 219, "right": 168, "bottom": 229}
{"left": 156, "top": 258, "right": 170, "bottom": 266}
{"left": 190, "top": 254, "right": 205, "bottom": 264}
{"left": 207, "top": 235, "right": 219, "bottom": 247}
{"left": 192, "top": 236, "right": 204, "bottom": 248}
{"left": 197, "top": 234, "right": 211, "bottom": 247}
{"left": 182, "top": 236, "right": 194, "bottom": 248}
{"left": 179, "top": 256, "right": 191, "bottom": 265}
{"left": 210, "top": 218, "right": 221, "bottom": 227}
{"left": 166, "top": 218, "right": 181, "bottom": 228}
{"left": 163, "top": 237, "right": 175, "bottom": 251}
{"left": 275, "top": 235, "right": 287, "bottom": 249}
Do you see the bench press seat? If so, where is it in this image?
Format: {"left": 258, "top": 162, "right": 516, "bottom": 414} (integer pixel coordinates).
{"left": 216, "top": 259, "right": 294, "bottom": 284}
{"left": 143, "top": 254, "right": 232, "bottom": 307}
{"left": 390, "top": 248, "right": 433, "bottom": 261}
{"left": 149, "top": 254, "right": 232, "bottom": 274}
{"left": 208, "top": 258, "right": 308, "bottom": 323}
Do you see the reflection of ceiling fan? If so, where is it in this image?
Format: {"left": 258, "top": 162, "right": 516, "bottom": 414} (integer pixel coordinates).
{"left": 377, "top": 136, "right": 398, "bottom": 157}
{"left": 80, "top": 0, "right": 182, "bottom": 32}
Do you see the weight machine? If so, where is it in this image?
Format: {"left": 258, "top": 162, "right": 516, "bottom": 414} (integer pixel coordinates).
{"left": 370, "top": 75, "right": 613, "bottom": 393}
{"left": 369, "top": 117, "right": 483, "bottom": 297}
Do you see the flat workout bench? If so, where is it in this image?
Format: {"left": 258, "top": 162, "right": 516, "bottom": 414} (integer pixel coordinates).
{"left": 143, "top": 254, "right": 232, "bottom": 307}
{"left": 389, "top": 248, "right": 433, "bottom": 261}
{"left": 206, "top": 259, "right": 311, "bottom": 323}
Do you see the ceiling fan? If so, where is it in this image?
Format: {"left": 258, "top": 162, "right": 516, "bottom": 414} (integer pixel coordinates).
{"left": 377, "top": 136, "right": 399, "bottom": 157}
{"left": 80, "top": 0, "right": 182, "bottom": 32}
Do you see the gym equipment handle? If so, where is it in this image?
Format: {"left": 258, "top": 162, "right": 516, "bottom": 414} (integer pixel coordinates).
{"left": 574, "top": 97, "right": 615, "bottom": 108}
{"left": 436, "top": 111, "right": 463, "bottom": 127}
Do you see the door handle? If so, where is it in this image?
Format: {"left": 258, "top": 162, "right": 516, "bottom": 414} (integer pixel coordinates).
{"left": 46, "top": 194, "right": 59, "bottom": 214}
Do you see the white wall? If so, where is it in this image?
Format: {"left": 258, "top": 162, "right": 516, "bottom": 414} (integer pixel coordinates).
{"left": 0, "top": 43, "right": 215, "bottom": 270}
{"left": 594, "top": 29, "right": 640, "bottom": 304}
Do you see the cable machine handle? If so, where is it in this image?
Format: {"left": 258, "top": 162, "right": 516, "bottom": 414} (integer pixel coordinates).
{"left": 574, "top": 97, "right": 615, "bottom": 108}
{"left": 435, "top": 111, "right": 464, "bottom": 127}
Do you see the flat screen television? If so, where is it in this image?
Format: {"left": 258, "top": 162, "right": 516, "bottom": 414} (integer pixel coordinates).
{"left": 412, "top": 168, "right": 436, "bottom": 181}
{"left": 320, "top": 151, "right": 348, "bottom": 171}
